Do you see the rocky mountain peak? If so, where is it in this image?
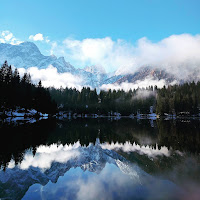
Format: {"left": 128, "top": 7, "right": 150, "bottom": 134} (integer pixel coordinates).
{"left": 0, "top": 42, "right": 182, "bottom": 88}
{"left": 84, "top": 65, "right": 106, "bottom": 75}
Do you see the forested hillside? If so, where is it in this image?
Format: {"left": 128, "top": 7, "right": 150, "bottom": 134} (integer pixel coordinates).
{"left": 50, "top": 82, "right": 200, "bottom": 116}
{"left": 49, "top": 86, "right": 156, "bottom": 115}
{"left": 156, "top": 82, "right": 200, "bottom": 115}
{"left": 1, "top": 61, "right": 200, "bottom": 116}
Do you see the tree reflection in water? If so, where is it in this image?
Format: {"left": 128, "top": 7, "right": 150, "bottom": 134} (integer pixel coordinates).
{"left": 0, "top": 118, "right": 200, "bottom": 199}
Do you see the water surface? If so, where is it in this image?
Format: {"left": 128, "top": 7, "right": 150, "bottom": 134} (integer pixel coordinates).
{"left": 0, "top": 118, "right": 200, "bottom": 200}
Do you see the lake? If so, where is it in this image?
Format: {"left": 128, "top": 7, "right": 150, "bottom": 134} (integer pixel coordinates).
{"left": 0, "top": 118, "right": 200, "bottom": 200}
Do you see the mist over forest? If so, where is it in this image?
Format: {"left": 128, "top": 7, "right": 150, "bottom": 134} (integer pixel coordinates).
{"left": 1, "top": 60, "right": 200, "bottom": 117}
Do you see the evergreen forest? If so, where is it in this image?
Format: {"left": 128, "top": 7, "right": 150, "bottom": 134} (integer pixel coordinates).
{"left": 0, "top": 61, "right": 57, "bottom": 114}
{"left": 1, "top": 61, "right": 200, "bottom": 116}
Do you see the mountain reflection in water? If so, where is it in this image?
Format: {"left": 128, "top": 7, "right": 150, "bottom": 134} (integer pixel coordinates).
{"left": 0, "top": 118, "right": 200, "bottom": 199}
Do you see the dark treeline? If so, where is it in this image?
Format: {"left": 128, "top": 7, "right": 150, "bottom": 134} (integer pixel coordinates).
{"left": 0, "top": 61, "right": 57, "bottom": 114}
{"left": 156, "top": 82, "right": 200, "bottom": 115}
{"left": 50, "top": 82, "right": 200, "bottom": 116}
{"left": 49, "top": 86, "right": 156, "bottom": 115}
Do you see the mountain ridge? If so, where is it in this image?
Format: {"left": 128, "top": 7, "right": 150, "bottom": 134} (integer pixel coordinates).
{"left": 0, "top": 42, "right": 116, "bottom": 88}
{"left": 0, "top": 42, "right": 189, "bottom": 88}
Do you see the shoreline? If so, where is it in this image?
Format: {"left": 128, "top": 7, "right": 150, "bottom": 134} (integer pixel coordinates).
{"left": 1, "top": 112, "right": 200, "bottom": 121}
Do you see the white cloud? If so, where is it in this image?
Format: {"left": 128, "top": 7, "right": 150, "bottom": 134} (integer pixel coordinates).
{"left": 0, "top": 30, "right": 23, "bottom": 45}
{"left": 2, "top": 31, "right": 13, "bottom": 41}
{"left": 18, "top": 65, "right": 84, "bottom": 89}
{"left": 64, "top": 37, "right": 114, "bottom": 62}
{"left": 100, "top": 76, "right": 176, "bottom": 92}
{"left": 29, "top": 33, "right": 50, "bottom": 43}
{"left": 122, "top": 34, "right": 200, "bottom": 79}
{"left": 2, "top": 31, "right": 200, "bottom": 90}
{"left": 50, "top": 34, "right": 200, "bottom": 78}
{"left": 51, "top": 37, "right": 135, "bottom": 72}
{"left": 0, "top": 38, "right": 5, "bottom": 43}
{"left": 29, "top": 33, "right": 44, "bottom": 41}
{"left": 45, "top": 38, "right": 50, "bottom": 43}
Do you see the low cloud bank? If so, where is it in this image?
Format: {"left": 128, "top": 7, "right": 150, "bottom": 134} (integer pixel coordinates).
{"left": 18, "top": 65, "right": 84, "bottom": 89}
{"left": 133, "top": 89, "right": 156, "bottom": 100}
{"left": 100, "top": 76, "right": 176, "bottom": 92}
{"left": 51, "top": 34, "right": 200, "bottom": 79}
{"left": 17, "top": 66, "right": 177, "bottom": 91}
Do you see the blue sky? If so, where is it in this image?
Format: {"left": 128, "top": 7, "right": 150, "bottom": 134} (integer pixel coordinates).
{"left": 0, "top": 0, "right": 200, "bottom": 71}
{"left": 1, "top": 0, "right": 200, "bottom": 41}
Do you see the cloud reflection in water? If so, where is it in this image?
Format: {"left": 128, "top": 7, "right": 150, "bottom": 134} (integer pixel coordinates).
{"left": 101, "top": 141, "right": 181, "bottom": 158}
{"left": 7, "top": 140, "right": 182, "bottom": 171}
{"left": 1, "top": 139, "right": 186, "bottom": 200}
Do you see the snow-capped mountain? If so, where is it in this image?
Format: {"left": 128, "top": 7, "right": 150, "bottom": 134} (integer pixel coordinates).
{"left": 0, "top": 42, "right": 188, "bottom": 88}
{"left": 0, "top": 42, "right": 119, "bottom": 88}
{"left": 116, "top": 66, "right": 177, "bottom": 85}
{"left": 84, "top": 65, "right": 106, "bottom": 74}
{"left": 114, "top": 66, "right": 200, "bottom": 86}
{"left": 0, "top": 42, "right": 75, "bottom": 73}
{"left": 76, "top": 67, "right": 110, "bottom": 88}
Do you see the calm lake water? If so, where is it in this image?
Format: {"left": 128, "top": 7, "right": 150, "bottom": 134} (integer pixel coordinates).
{"left": 0, "top": 118, "right": 200, "bottom": 200}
